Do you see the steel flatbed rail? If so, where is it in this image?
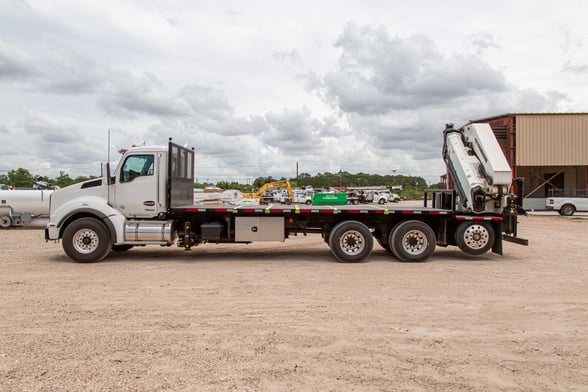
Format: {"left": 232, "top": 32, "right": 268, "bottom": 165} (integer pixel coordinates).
{"left": 173, "top": 204, "right": 505, "bottom": 221}
{"left": 176, "top": 204, "right": 451, "bottom": 215}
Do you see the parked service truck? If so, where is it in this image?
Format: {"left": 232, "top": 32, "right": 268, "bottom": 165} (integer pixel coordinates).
{"left": 45, "top": 124, "right": 527, "bottom": 263}
{"left": 371, "top": 190, "right": 393, "bottom": 204}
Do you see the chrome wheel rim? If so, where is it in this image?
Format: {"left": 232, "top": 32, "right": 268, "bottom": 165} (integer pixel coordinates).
{"left": 462, "top": 224, "right": 490, "bottom": 250}
{"left": 339, "top": 230, "right": 365, "bottom": 256}
{"left": 401, "top": 230, "right": 428, "bottom": 255}
{"left": 72, "top": 228, "right": 100, "bottom": 254}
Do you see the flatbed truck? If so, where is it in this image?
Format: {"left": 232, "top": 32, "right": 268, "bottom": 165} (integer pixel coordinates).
{"left": 45, "top": 123, "right": 527, "bottom": 263}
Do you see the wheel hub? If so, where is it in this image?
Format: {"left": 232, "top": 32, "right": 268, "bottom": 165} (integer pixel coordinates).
{"left": 345, "top": 237, "right": 357, "bottom": 247}
{"left": 402, "top": 230, "right": 427, "bottom": 255}
{"left": 340, "top": 231, "right": 364, "bottom": 255}
{"left": 73, "top": 229, "right": 100, "bottom": 254}
{"left": 463, "top": 225, "right": 489, "bottom": 249}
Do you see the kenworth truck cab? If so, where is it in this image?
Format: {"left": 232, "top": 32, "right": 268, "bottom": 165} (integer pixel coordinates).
{"left": 46, "top": 141, "right": 194, "bottom": 261}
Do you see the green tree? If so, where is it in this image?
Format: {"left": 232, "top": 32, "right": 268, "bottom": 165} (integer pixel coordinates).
{"left": 297, "top": 172, "right": 312, "bottom": 187}
{"left": 253, "top": 176, "right": 275, "bottom": 188}
{"left": 428, "top": 182, "right": 444, "bottom": 189}
{"left": 216, "top": 181, "right": 248, "bottom": 191}
{"left": 55, "top": 171, "right": 75, "bottom": 188}
{"left": 8, "top": 168, "right": 34, "bottom": 188}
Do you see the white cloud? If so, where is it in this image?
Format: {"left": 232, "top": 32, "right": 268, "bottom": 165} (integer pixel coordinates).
{"left": 0, "top": 0, "right": 584, "bottom": 183}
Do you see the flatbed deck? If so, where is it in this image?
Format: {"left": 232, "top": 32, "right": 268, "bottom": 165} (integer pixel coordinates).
{"left": 176, "top": 203, "right": 453, "bottom": 215}
{"left": 173, "top": 203, "right": 504, "bottom": 222}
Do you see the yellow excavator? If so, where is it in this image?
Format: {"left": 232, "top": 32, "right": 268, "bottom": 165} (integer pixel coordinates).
{"left": 243, "top": 180, "right": 293, "bottom": 204}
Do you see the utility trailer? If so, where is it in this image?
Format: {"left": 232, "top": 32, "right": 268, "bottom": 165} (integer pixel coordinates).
{"left": 45, "top": 124, "right": 527, "bottom": 263}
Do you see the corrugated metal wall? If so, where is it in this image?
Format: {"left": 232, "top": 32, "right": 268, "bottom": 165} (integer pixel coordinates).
{"left": 516, "top": 114, "right": 588, "bottom": 166}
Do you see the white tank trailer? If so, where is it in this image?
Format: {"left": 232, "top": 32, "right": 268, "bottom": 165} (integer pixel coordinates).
{"left": 0, "top": 189, "right": 54, "bottom": 228}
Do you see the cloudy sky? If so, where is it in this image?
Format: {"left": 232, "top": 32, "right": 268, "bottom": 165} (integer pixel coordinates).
{"left": 1, "top": 1, "right": 587, "bottom": 184}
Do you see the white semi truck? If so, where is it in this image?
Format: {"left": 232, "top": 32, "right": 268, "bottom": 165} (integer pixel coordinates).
{"left": 45, "top": 123, "right": 528, "bottom": 263}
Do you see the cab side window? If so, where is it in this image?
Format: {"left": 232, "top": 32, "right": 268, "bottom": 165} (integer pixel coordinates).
{"left": 121, "top": 155, "right": 154, "bottom": 183}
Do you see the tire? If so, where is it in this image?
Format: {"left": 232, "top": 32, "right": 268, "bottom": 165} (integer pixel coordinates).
{"left": 112, "top": 244, "right": 134, "bottom": 252}
{"left": 62, "top": 218, "right": 112, "bottom": 262}
{"left": 378, "top": 199, "right": 385, "bottom": 204}
{"left": 389, "top": 220, "right": 436, "bottom": 262}
{"left": 305, "top": 200, "right": 312, "bottom": 205}
{"left": 454, "top": 221, "right": 495, "bottom": 256}
{"left": 0, "top": 216, "right": 11, "bottom": 228}
{"left": 328, "top": 221, "right": 373, "bottom": 263}
{"left": 559, "top": 204, "right": 576, "bottom": 216}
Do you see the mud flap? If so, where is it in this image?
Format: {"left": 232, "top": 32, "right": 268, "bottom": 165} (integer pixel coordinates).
{"left": 491, "top": 221, "right": 503, "bottom": 255}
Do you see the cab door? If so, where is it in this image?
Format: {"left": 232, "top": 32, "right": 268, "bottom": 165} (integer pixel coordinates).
{"left": 114, "top": 153, "right": 162, "bottom": 218}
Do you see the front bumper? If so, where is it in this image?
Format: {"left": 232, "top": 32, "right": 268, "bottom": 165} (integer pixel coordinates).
{"left": 45, "top": 223, "right": 60, "bottom": 241}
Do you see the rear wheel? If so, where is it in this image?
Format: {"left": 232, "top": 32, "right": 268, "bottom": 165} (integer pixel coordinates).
{"left": 454, "top": 221, "right": 495, "bottom": 255}
{"left": 62, "top": 218, "right": 112, "bottom": 262}
{"left": 328, "top": 221, "right": 373, "bottom": 263}
{"left": 559, "top": 204, "right": 576, "bottom": 216}
{"left": 389, "top": 220, "right": 436, "bottom": 262}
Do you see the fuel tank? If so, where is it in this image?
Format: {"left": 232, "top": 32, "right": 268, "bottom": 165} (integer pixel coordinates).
{"left": 0, "top": 189, "right": 54, "bottom": 217}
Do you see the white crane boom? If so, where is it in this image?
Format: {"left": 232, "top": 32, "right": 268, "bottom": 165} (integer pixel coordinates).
{"left": 443, "top": 123, "right": 512, "bottom": 214}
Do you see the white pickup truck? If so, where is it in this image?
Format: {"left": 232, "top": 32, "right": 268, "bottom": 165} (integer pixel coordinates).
{"left": 546, "top": 194, "right": 588, "bottom": 216}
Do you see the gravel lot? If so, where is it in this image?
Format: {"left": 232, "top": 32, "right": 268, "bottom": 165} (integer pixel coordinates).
{"left": 1, "top": 214, "right": 587, "bottom": 391}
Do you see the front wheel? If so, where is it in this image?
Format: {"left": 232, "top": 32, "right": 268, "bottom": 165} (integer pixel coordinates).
{"left": 454, "top": 221, "right": 495, "bottom": 255}
{"left": 328, "top": 221, "right": 373, "bottom": 263}
{"left": 559, "top": 204, "right": 576, "bottom": 216}
{"left": 389, "top": 220, "right": 436, "bottom": 262}
{"left": 62, "top": 218, "right": 112, "bottom": 262}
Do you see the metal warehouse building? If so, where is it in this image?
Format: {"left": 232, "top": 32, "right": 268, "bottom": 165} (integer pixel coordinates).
{"left": 468, "top": 113, "right": 588, "bottom": 210}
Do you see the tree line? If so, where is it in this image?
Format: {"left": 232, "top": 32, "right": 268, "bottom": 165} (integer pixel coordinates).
{"left": 0, "top": 168, "right": 95, "bottom": 189}
{"left": 207, "top": 172, "right": 443, "bottom": 198}
{"left": 2, "top": 167, "right": 442, "bottom": 198}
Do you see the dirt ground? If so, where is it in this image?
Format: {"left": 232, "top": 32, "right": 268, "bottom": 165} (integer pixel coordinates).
{"left": 1, "top": 213, "right": 587, "bottom": 391}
